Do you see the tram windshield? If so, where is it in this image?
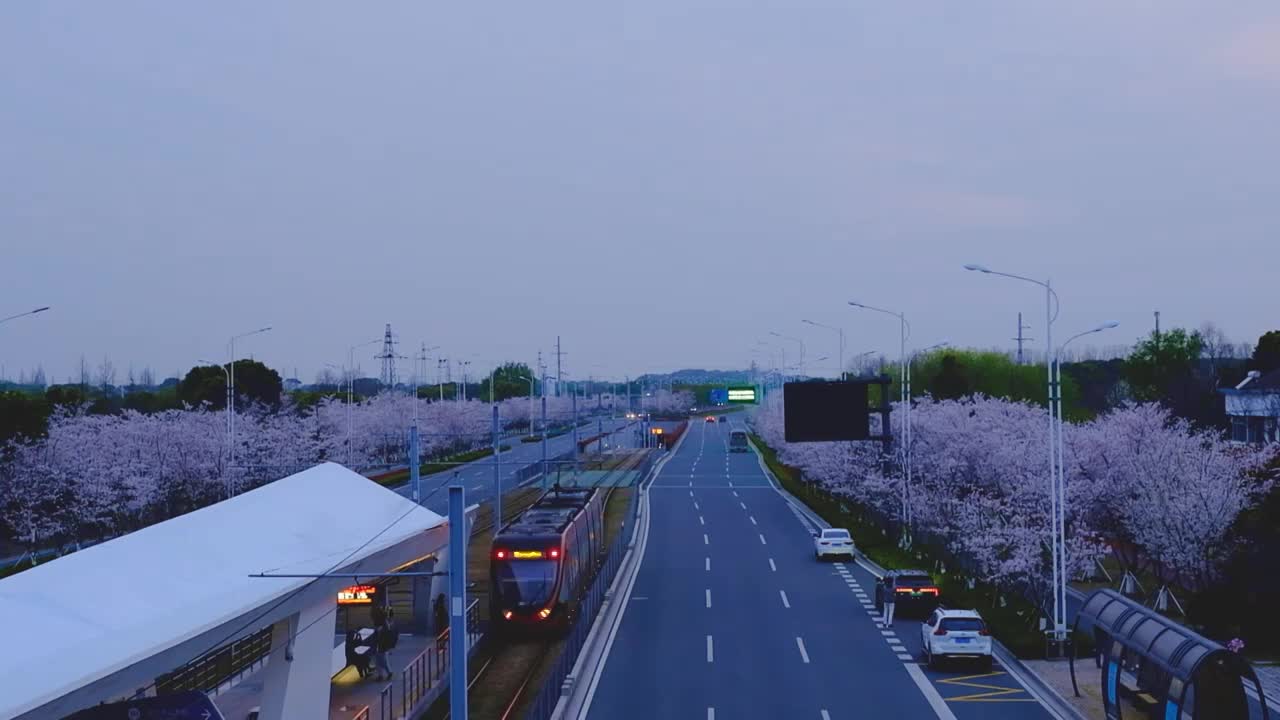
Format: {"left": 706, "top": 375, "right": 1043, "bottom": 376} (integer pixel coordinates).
{"left": 495, "top": 560, "right": 557, "bottom": 607}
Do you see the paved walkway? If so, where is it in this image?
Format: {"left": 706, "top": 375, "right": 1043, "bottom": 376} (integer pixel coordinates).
{"left": 212, "top": 634, "right": 443, "bottom": 720}
{"left": 1252, "top": 663, "right": 1280, "bottom": 707}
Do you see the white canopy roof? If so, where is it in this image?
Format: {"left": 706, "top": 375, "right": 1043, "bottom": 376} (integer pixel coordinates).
{"left": 0, "top": 462, "right": 444, "bottom": 719}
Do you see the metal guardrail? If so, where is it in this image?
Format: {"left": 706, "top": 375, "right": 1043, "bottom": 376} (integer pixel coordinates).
{"left": 353, "top": 706, "right": 371, "bottom": 720}
{"left": 521, "top": 460, "right": 649, "bottom": 720}
{"left": 364, "top": 598, "right": 481, "bottom": 720}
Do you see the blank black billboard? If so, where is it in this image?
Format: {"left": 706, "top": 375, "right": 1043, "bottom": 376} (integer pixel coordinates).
{"left": 783, "top": 381, "right": 870, "bottom": 442}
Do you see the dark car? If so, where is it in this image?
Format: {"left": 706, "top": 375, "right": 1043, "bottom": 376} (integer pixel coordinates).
{"left": 718, "top": 416, "right": 728, "bottom": 423}
{"left": 874, "top": 569, "right": 941, "bottom": 617}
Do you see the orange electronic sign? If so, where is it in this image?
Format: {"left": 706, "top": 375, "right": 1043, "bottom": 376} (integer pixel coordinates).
{"left": 337, "top": 584, "right": 378, "bottom": 605}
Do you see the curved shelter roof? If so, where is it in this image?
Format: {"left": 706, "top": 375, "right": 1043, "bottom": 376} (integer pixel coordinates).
{"left": 0, "top": 462, "right": 444, "bottom": 720}
{"left": 1072, "top": 589, "right": 1269, "bottom": 719}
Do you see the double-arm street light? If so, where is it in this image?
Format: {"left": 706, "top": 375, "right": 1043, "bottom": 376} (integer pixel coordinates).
{"left": 963, "top": 262, "right": 1068, "bottom": 643}
{"left": 801, "top": 319, "right": 844, "bottom": 380}
{"left": 1, "top": 306, "right": 51, "bottom": 326}
{"left": 848, "top": 301, "right": 912, "bottom": 542}
{"left": 963, "top": 263, "right": 1117, "bottom": 647}
{"left": 226, "top": 326, "right": 272, "bottom": 494}
{"left": 769, "top": 331, "right": 805, "bottom": 379}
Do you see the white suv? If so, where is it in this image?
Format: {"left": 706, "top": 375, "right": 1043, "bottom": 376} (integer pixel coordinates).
{"left": 812, "top": 528, "right": 855, "bottom": 560}
{"left": 920, "top": 608, "right": 993, "bottom": 670}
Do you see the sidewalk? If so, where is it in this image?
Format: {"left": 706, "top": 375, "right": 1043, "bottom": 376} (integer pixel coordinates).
{"left": 1252, "top": 663, "right": 1280, "bottom": 707}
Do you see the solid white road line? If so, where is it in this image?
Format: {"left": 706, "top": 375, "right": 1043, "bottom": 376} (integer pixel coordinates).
{"left": 706, "top": 589, "right": 712, "bottom": 608}
{"left": 796, "top": 636, "right": 810, "bottom": 664}
{"left": 905, "top": 663, "right": 960, "bottom": 720}
{"left": 780, "top": 590, "right": 790, "bottom": 608}
{"left": 769, "top": 558, "right": 777, "bottom": 572}
{"left": 707, "top": 635, "right": 714, "bottom": 663}
{"left": 759, "top": 534, "right": 767, "bottom": 545}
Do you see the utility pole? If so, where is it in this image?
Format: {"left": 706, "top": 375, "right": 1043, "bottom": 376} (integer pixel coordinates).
{"left": 1013, "top": 313, "right": 1034, "bottom": 365}
{"left": 1154, "top": 310, "right": 1161, "bottom": 354}
{"left": 554, "top": 336, "right": 567, "bottom": 398}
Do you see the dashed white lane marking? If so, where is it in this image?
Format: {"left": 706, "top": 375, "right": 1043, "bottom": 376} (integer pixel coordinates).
{"left": 694, "top": 502, "right": 700, "bottom": 510}
{"left": 759, "top": 534, "right": 768, "bottom": 545}
{"left": 707, "top": 635, "right": 714, "bottom": 663}
{"left": 881, "top": 630, "right": 897, "bottom": 636}
{"left": 821, "top": 712, "right": 831, "bottom": 720}
{"left": 780, "top": 590, "right": 791, "bottom": 608}
{"left": 704, "top": 534, "right": 710, "bottom": 545}
{"left": 706, "top": 589, "right": 712, "bottom": 608}
{"left": 749, "top": 516, "right": 758, "bottom": 525}
{"left": 708, "top": 708, "right": 715, "bottom": 720}
{"left": 896, "top": 653, "right": 914, "bottom": 661}
{"left": 740, "top": 502, "right": 747, "bottom": 509}
{"left": 689, "top": 490, "right": 694, "bottom": 497}
{"left": 732, "top": 491, "right": 739, "bottom": 497}
{"left": 699, "top": 516, "right": 705, "bottom": 525}
{"left": 705, "top": 557, "right": 711, "bottom": 571}
{"left": 769, "top": 558, "right": 777, "bottom": 572}
{"left": 796, "top": 636, "right": 810, "bottom": 664}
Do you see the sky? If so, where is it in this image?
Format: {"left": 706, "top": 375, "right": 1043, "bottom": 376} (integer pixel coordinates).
{"left": 2, "top": 1, "right": 1278, "bottom": 384}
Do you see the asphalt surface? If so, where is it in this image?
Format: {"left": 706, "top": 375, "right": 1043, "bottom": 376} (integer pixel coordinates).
{"left": 582, "top": 418, "right": 1060, "bottom": 720}
{"left": 390, "top": 415, "right": 637, "bottom": 516}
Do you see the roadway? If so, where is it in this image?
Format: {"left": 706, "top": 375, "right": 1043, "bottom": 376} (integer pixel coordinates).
{"left": 390, "top": 415, "right": 637, "bottom": 516}
{"left": 579, "top": 418, "right": 1060, "bottom": 720}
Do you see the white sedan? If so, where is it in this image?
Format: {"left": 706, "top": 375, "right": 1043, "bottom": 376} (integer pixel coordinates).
{"left": 812, "top": 528, "right": 856, "bottom": 560}
{"left": 920, "top": 608, "right": 994, "bottom": 670}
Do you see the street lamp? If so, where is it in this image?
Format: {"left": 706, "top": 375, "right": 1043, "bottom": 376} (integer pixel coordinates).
{"left": 849, "top": 350, "right": 877, "bottom": 377}
{"left": 848, "top": 301, "right": 912, "bottom": 545}
{"left": 199, "top": 358, "right": 231, "bottom": 486}
{"left": 0, "top": 306, "right": 51, "bottom": 326}
{"left": 802, "top": 319, "right": 844, "bottom": 380}
{"left": 769, "top": 331, "right": 806, "bottom": 378}
{"left": 346, "top": 338, "right": 382, "bottom": 467}
{"left": 757, "top": 340, "right": 785, "bottom": 387}
{"left": 517, "top": 375, "right": 536, "bottom": 436}
{"left": 227, "top": 326, "right": 272, "bottom": 496}
{"left": 963, "top": 262, "right": 1071, "bottom": 644}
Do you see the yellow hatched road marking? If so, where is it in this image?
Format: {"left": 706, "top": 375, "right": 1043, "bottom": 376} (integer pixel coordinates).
{"left": 936, "top": 671, "right": 1039, "bottom": 702}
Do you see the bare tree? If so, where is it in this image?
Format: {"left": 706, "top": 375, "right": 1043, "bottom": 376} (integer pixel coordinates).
{"left": 138, "top": 367, "right": 156, "bottom": 387}
{"left": 127, "top": 365, "right": 136, "bottom": 388}
{"left": 78, "top": 355, "right": 91, "bottom": 388}
{"left": 315, "top": 368, "right": 340, "bottom": 387}
{"left": 96, "top": 356, "right": 116, "bottom": 390}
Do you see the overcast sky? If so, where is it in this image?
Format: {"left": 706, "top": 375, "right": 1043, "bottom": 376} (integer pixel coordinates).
{"left": 3, "top": 2, "right": 1278, "bottom": 384}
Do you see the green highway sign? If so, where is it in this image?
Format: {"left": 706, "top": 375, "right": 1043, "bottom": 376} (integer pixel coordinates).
{"left": 727, "top": 386, "right": 757, "bottom": 404}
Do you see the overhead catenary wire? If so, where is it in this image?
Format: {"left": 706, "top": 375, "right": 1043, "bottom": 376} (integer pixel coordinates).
{"left": 128, "top": 497, "right": 432, "bottom": 698}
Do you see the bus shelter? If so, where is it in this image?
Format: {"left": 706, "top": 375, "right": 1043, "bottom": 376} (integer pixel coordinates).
{"left": 1071, "top": 589, "right": 1270, "bottom": 720}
